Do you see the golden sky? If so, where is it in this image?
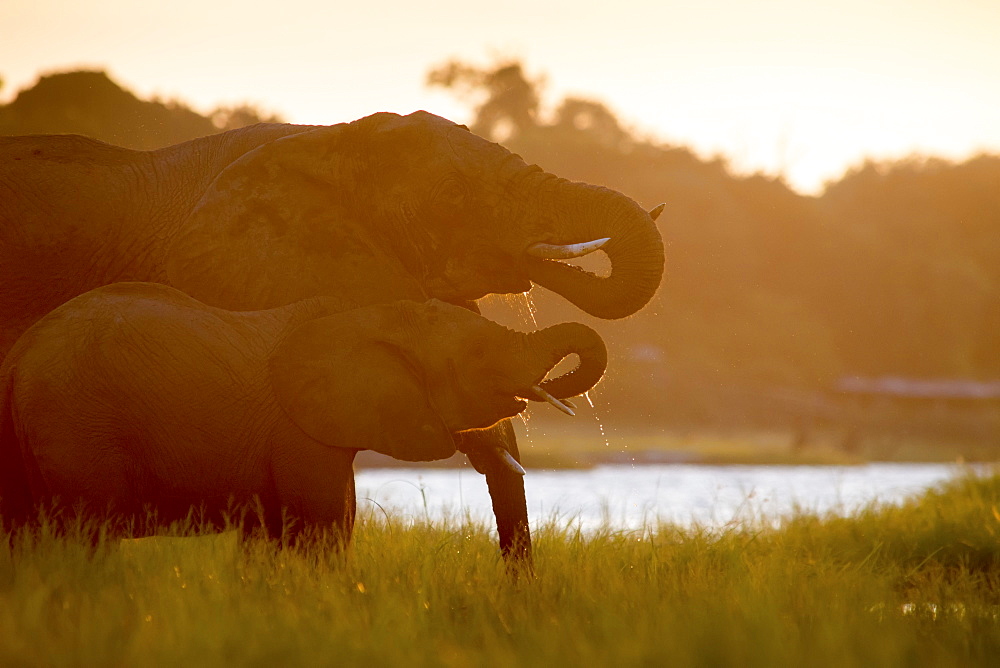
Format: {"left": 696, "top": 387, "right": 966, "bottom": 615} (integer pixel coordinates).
{"left": 3, "top": 0, "right": 998, "bottom": 194}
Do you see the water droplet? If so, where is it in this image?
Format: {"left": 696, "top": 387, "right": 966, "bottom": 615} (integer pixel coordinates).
{"left": 500, "top": 292, "right": 539, "bottom": 331}
{"left": 524, "top": 291, "right": 538, "bottom": 330}
{"left": 584, "top": 391, "right": 611, "bottom": 450}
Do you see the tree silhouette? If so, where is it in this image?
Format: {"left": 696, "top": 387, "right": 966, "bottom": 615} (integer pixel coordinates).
{"left": 553, "top": 98, "right": 629, "bottom": 148}
{"left": 427, "top": 59, "right": 541, "bottom": 141}
{"left": 430, "top": 57, "right": 1000, "bottom": 434}
{"left": 0, "top": 69, "right": 283, "bottom": 149}
{"left": 211, "top": 103, "right": 284, "bottom": 132}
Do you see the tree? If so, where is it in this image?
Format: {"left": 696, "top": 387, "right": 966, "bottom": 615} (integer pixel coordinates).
{"left": 427, "top": 59, "right": 541, "bottom": 141}
{"left": 553, "top": 97, "right": 629, "bottom": 148}
{"left": 0, "top": 69, "right": 283, "bottom": 149}
{"left": 211, "top": 104, "right": 284, "bottom": 132}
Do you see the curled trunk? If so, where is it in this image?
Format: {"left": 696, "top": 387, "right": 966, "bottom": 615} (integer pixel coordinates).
{"left": 526, "top": 322, "right": 607, "bottom": 400}
{"left": 526, "top": 183, "right": 664, "bottom": 319}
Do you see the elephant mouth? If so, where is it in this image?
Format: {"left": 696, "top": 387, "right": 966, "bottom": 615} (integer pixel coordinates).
{"left": 429, "top": 261, "right": 534, "bottom": 303}
{"left": 522, "top": 237, "right": 611, "bottom": 283}
{"left": 514, "top": 385, "right": 575, "bottom": 416}
{"left": 466, "top": 397, "right": 527, "bottom": 433}
{"left": 426, "top": 276, "right": 494, "bottom": 304}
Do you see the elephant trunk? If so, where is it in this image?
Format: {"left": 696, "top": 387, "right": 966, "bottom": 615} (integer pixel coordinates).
{"left": 456, "top": 422, "right": 533, "bottom": 573}
{"left": 525, "top": 183, "right": 664, "bottom": 320}
{"left": 487, "top": 466, "right": 531, "bottom": 567}
{"left": 523, "top": 322, "right": 607, "bottom": 400}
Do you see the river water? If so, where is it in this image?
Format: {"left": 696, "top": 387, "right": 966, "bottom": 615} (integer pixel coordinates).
{"left": 355, "top": 463, "right": 982, "bottom": 532}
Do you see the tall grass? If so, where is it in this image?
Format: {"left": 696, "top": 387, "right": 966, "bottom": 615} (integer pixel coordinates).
{"left": 1, "top": 473, "right": 998, "bottom": 666}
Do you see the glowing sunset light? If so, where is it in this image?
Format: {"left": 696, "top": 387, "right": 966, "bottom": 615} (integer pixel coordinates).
{"left": 2, "top": 0, "right": 998, "bottom": 194}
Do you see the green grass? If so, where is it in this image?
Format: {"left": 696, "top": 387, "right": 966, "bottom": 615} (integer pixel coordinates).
{"left": 2, "top": 472, "right": 999, "bottom": 666}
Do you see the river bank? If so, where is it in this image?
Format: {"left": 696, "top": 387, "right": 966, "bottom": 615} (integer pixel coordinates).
{"left": 355, "top": 428, "right": 1000, "bottom": 469}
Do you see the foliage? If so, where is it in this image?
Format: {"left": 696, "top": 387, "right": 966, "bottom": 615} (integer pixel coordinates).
{"left": 820, "top": 157, "right": 1000, "bottom": 378}
{"left": 427, "top": 59, "right": 541, "bottom": 141}
{"left": 0, "top": 70, "right": 283, "bottom": 149}
{"left": 1, "top": 473, "right": 998, "bottom": 665}
{"left": 439, "top": 58, "right": 1000, "bottom": 435}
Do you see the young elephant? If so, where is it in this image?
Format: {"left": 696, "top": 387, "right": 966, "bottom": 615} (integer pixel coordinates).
{"left": 0, "top": 283, "right": 606, "bottom": 541}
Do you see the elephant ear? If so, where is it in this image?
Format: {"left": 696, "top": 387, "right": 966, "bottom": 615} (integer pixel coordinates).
{"left": 269, "top": 315, "right": 457, "bottom": 462}
{"left": 164, "top": 115, "right": 404, "bottom": 311}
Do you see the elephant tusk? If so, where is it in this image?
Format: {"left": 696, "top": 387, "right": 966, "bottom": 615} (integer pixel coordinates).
{"left": 531, "top": 384, "right": 577, "bottom": 416}
{"left": 526, "top": 237, "right": 610, "bottom": 260}
{"left": 495, "top": 446, "right": 527, "bottom": 476}
{"left": 648, "top": 203, "right": 665, "bottom": 221}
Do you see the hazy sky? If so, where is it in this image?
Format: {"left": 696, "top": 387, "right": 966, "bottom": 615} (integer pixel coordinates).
{"left": 3, "top": 0, "right": 999, "bottom": 194}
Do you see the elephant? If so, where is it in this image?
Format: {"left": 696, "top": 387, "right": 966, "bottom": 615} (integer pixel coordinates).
{"left": 0, "top": 111, "right": 665, "bottom": 561}
{"left": 0, "top": 282, "right": 607, "bottom": 543}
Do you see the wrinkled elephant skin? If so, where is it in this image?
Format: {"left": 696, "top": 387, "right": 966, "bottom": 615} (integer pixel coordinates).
{"left": 0, "top": 112, "right": 663, "bottom": 560}
{"left": 0, "top": 283, "right": 606, "bottom": 541}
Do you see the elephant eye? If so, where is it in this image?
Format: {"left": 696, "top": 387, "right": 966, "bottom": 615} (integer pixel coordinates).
{"left": 433, "top": 177, "right": 468, "bottom": 209}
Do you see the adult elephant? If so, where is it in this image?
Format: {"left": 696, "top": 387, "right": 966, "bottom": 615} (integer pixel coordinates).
{"left": 0, "top": 283, "right": 607, "bottom": 541}
{"left": 0, "top": 111, "right": 665, "bottom": 562}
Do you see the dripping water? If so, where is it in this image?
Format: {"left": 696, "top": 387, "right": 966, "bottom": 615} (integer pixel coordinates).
{"left": 518, "top": 291, "right": 536, "bottom": 444}
{"left": 522, "top": 290, "right": 538, "bottom": 330}
{"left": 477, "top": 292, "right": 540, "bottom": 444}
{"left": 477, "top": 291, "right": 537, "bottom": 332}
{"left": 583, "top": 391, "right": 612, "bottom": 453}
{"left": 517, "top": 410, "right": 530, "bottom": 441}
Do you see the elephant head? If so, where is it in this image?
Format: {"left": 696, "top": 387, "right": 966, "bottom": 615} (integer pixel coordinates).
{"left": 165, "top": 111, "right": 665, "bottom": 318}
{"left": 269, "top": 299, "right": 607, "bottom": 463}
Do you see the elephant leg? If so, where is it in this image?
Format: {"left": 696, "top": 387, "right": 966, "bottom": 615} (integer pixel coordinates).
{"left": 458, "top": 419, "right": 532, "bottom": 569}
{"left": 0, "top": 413, "right": 33, "bottom": 534}
{"left": 273, "top": 441, "right": 358, "bottom": 547}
